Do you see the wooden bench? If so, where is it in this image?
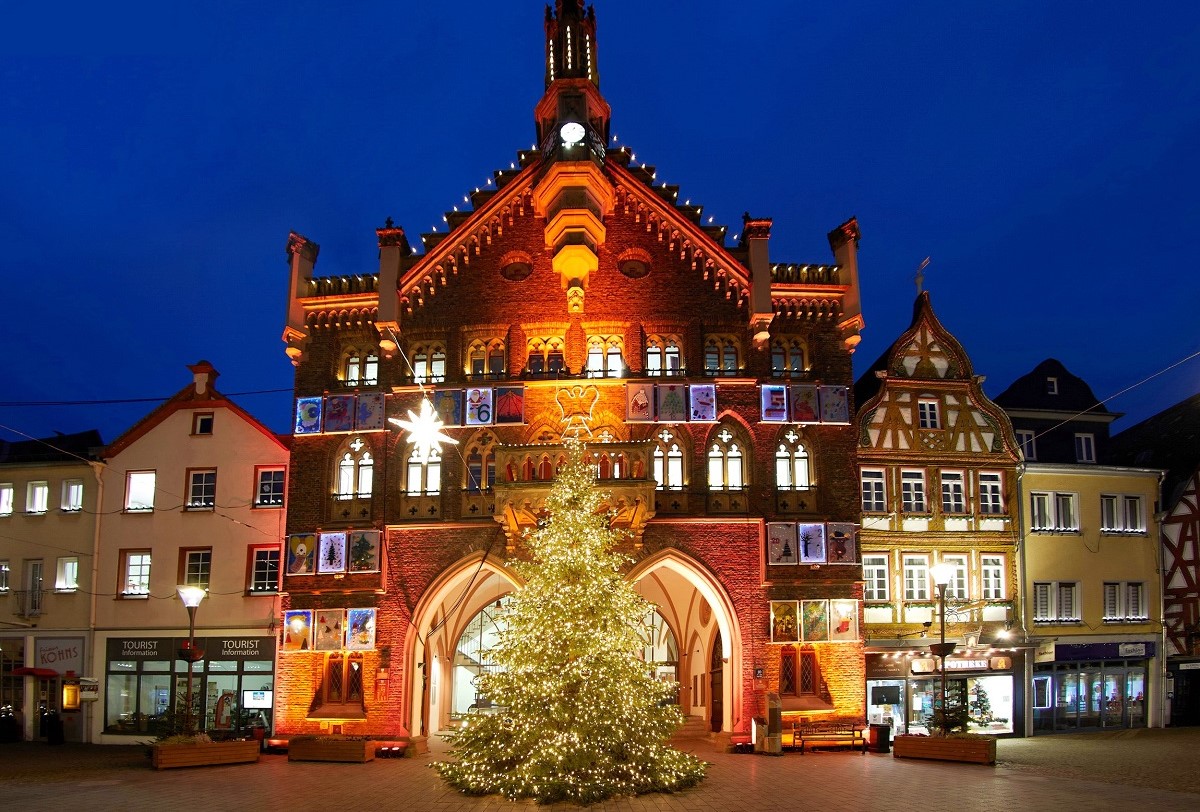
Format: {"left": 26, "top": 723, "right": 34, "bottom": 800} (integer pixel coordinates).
{"left": 791, "top": 723, "right": 867, "bottom": 754}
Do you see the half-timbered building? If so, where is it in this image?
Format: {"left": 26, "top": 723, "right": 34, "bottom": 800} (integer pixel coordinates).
{"left": 855, "top": 292, "right": 1026, "bottom": 736}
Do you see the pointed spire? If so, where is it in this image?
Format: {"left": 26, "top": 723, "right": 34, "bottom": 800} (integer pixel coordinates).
{"left": 545, "top": 2, "right": 598, "bottom": 88}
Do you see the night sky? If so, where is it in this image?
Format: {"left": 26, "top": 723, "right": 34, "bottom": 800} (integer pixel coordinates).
{"left": 3, "top": 1, "right": 1198, "bottom": 445}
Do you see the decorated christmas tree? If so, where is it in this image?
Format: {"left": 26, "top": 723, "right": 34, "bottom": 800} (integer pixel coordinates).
{"left": 433, "top": 440, "right": 707, "bottom": 803}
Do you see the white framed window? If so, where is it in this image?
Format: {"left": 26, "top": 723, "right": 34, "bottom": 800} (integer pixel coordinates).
{"left": 917, "top": 399, "right": 940, "bottom": 429}
{"left": 940, "top": 471, "right": 965, "bottom": 514}
{"left": 0, "top": 560, "right": 9, "bottom": 591}
{"left": 901, "top": 469, "right": 926, "bottom": 513}
{"left": 61, "top": 479, "right": 84, "bottom": 512}
{"left": 774, "top": 434, "right": 811, "bottom": 490}
{"left": 1074, "top": 433, "right": 1096, "bottom": 463}
{"left": 192, "top": 412, "right": 214, "bottom": 435}
{"left": 526, "top": 337, "right": 566, "bottom": 376}
{"left": 343, "top": 349, "right": 379, "bottom": 385}
{"left": 255, "top": 467, "right": 286, "bottom": 507}
{"left": 1046, "top": 377, "right": 1058, "bottom": 395}
{"left": 467, "top": 339, "right": 506, "bottom": 378}
{"left": 1030, "top": 491, "right": 1078, "bottom": 532}
{"left": 187, "top": 469, "right": 217, "bottom": 510}
{"left": 903, "top": 555, "right": 930, "bottom": 601}
{"left": 1033, "top": 581, "right": 1079, "bottom": 623}
{"left": 861, "top": 469, "right": 886, "bottom": 512}
{"left": 405, "top": 445, "right": 442, "bottom": 495}
{"left": 1103, "top": 582, "right": 1147, "bottom": 622}
{"left": 26, "top": 481, "right": 49, "bottom": 514}
{"left": 940, "top": 554, "right": 969, "bottom": 600}
{"left": 55, "top": 556, "right": 79, "bottom": 592}
{"left": 0, "top": 484, "right": 11, "bottom": 516}
{"left": 1101, "top": 494, "right": 1144, "bottom": 533}
{"left": 121, "top": 550, "right": 152, "bottom": 597}
{"left": 703, "top": 335, "right": 740, "bottom": 376}
{"left": 411, "top": 344, "right": 447, "bottom": 384}
{"left": 978, "top": 472, "right": 1004, "bottom": 514}
{"left": 335, "top": 440, "right": 374, "bottom": 500}
{"left": 645, "top": 335, "right": 682, "bottom": 377}
{"left": 981, "top": 555, "right": 1005, "bottom": 600}
{"left": 181, "top": 548, "right": 211, "bottom": 589}
{"left": 652, "top": 430, "right": 684, "bottom": 490}
{"left": 125, "top": 471, "right": 156, "bottom": 512}
{"left": 248, "top": 545, "right": 281, "bottom": 593}
{"left": 863, "top": 554, "right": 889, "bottom": 601}
{"left": 585, "top": 336, "right": 624, "bottom": 378}
{"left": 1016, "top": 430, "right": 1036, "bottom": 461}
{"left": 707, "top": 425, "right": 745, "bottom": 491}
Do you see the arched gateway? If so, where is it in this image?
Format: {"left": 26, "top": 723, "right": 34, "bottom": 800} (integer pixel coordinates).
{"left": 407, "top": 549, "right": 740, "bottom": 737}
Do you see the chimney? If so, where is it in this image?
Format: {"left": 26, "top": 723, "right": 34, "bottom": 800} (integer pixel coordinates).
{"left": 188, "top": 360, "right": 218, "bottom": 396}
{"left": 743, "top": 214, "right": 774, "bottom": 346}
{"left": 376, "top": 222, "right": 408, "bottom": 357}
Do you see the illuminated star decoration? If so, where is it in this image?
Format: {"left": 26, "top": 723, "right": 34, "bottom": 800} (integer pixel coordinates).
{"left": 389, "top": 396, "right": 458, "bottom": 460}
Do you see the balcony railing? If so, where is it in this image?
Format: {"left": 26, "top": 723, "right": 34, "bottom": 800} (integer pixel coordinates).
{"left": 12, "top": 589, "right": 45, "bottom": 617}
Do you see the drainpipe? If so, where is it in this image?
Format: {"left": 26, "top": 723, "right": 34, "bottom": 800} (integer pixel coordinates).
{"left": 1014, "top": 460, "right": 1032, "bottom": 737}
{"left": 87, "top": 458, "right": 105, "bottom": 744}
{"left": 1156, "top": 469, "right": 1167, "bottom": 728}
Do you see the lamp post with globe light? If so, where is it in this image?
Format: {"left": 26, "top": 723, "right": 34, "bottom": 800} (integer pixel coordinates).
{"left": 928, "top": 562, "right": 957, "bottom": 735}
{"left": 176, "top": 585, "right": 207, "bottom": 734}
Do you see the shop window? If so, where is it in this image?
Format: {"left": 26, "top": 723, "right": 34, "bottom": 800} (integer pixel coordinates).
{"left": 125, "top": 471, "right": 156, "bottom": 512}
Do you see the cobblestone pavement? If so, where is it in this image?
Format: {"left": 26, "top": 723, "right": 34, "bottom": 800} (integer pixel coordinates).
{"left": 2, "top": 729, "right": 1199, "bottom": 811}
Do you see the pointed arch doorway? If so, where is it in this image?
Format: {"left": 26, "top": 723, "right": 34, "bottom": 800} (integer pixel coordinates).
{"left": 710, "top": 631, "right": 724, "bottom": 732}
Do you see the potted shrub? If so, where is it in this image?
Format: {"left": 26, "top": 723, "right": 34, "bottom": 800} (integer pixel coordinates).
{"left": 893, "top": 703, "right": 995, "bottom": 765}
{"left": 288, "top": 734, "right": 376, "bottom": 763}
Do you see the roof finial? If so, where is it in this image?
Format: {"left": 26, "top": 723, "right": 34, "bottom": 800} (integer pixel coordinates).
{"left": 914, "top": 256, "right": 930, "bottom": 295}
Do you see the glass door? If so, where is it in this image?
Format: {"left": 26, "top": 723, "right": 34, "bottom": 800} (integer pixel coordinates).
{"left": 1055, "top": 672, "right": 1078, "bottom": 730}
{"left": 1102, "top": 672, "right": 1123, "bottom": 727}
{"left": 1126, "top": 670, "right": 1145, "bottom": 727}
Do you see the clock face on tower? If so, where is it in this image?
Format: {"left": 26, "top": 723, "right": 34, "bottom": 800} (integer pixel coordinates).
{"left": 559, "top": 121, "right": 585, "bottom": 145}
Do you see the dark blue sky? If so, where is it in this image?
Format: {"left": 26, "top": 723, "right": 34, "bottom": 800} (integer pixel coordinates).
{"left": 2, "top": 1, "right": 1198, "bottom": 445}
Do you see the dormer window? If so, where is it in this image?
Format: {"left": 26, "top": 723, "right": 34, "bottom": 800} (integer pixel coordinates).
{"left": 1046, "top": 377, "right": 1058, "bottom": 395}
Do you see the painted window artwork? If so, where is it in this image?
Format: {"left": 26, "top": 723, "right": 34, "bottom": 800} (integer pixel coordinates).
{"left": 657, "top": 384, "right": 688, "bottom": 422}
{"left": 797, "top": 523, "right": 826, "bottom": 563}
{"left": 825, "top": 523, "right": 858, "bottom": 564}
{"left": 689, "top": 384, "right": 717, "bottom": 421}
{"left": 790, "top": 385, "right": 819, "bottom": 423}
{"left": 347, "top": 530, "right": 381, "bottom": 573}
{"left": 819, "top": 385, "right": 850, "bottom": 424}
{"left": 771, "top": 600, "right": 800, "bottom": 643}
{"left": 626, "top": 383, "right": 654, "bottom": 422}
{"left": 829, "top": 600, "right": 858, "bottom": 642}
{"left": 295, "top": 397, "right": 322, "bottom": 434}
{"left": 495, "top": 386, "right": 525, "bottom": 424}
{"left": 355, "top": 393, "right": 386, "bottom": 430}
{"left": 801, "top": 600, "right": 829, "bottom": 642}
{"left": 287, "top": 533, "right": 316, "bottom": 575}
{"left": 465, "top": 387, "right": 494, "bottom": 425}
{"left": 314, "top": 609, "right": 345, "bottom": 651}
{"left": 318, "top": 532, "right": 347, "bottom": 573}
{"left": 434, "top": 390, "right": 463, "bottom": 427}
{"left": 766, "top": 522, "right": 798, "bottom": 565}
{"left": 760, "top": 385, "right": 788, "bottom": 422}
{"left": 283, "top": 610, "right": 312, "bottom": 651}
{"left": 346, "top": 608, "right": 377, "bottom": 650}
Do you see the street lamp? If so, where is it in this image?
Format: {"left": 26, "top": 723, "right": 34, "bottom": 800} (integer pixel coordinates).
{"left": 928, "top": 562, "right": 956, "bottom": 735}
{"left": 176, "top": 585, "right": 207, "bottom": 734}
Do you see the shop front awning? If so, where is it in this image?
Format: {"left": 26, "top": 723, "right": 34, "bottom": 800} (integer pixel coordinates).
{"left": 11, "top": 666, "right": 58, "bottom": 678}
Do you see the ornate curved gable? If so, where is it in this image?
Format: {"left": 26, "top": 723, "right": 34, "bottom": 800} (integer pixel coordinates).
{"left": 887, "top": 291, "right": 973, "bottom": 382}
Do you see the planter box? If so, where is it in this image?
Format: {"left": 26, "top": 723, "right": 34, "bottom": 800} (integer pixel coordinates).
{"left": 151, "top": 739, "right": 261, "bottom": 769}
{"left": 288, "top": 738, "right": 376, "bottom": 763}
{"left": 892, "top": 734, "right": 996, "bottom": 765}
